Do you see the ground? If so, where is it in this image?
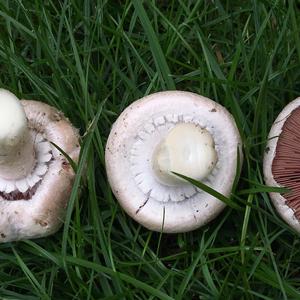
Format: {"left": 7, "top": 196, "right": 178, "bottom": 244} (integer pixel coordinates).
{"left": 0, "top": 0, "right": 300, "bottom": 299}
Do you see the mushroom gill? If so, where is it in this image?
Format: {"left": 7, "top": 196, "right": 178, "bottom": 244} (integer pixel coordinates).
{"left": 0, "top": 132, "right": 53, "bottom": 200}
{"left": 272, "top": 106, "right": 300, "bottom": 219}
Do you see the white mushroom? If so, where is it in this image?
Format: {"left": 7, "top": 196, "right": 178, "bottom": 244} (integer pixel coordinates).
{"left": 0, "top": 89, "right": 80, "bottom": 242}
{"left": 264, "top": 97, "right": 300, "bottom": 232}
{"left": 0, "top": 89, "right": 35, "bottom": 180}
{"left": 105, "top": 91, "right": 242, "bottom": 233}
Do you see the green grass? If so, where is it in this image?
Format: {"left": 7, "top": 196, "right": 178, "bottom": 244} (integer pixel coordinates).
{"left": 0, "top": 0, "right": 300, "bottom": 299}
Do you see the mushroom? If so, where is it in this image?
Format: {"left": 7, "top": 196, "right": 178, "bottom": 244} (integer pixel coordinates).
{"left": 105, "top": 91, "right": 242, "bottom": 233}
{"left": 264, "top": 97, "right": 300, "bottom": 232}
{"left": 0, "top": 89, "right": 80, "bottom": 242}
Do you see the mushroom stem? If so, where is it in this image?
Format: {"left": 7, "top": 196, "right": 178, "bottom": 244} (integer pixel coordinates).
{"left": 152, "top": 123, "right": 218, "bottom": 186}
{"left": 0, "top": 89, "right": 35, "bottom": 180}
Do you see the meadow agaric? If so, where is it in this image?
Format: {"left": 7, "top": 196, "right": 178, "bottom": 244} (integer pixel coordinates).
{"left": 264, "top": 98, "right": 300, "bottom": 232}
{"left": 105, "top": 91, "right": 242, "bottom": 233}
{"left": 0, "top": 89, "right": 80, "bottom": 242}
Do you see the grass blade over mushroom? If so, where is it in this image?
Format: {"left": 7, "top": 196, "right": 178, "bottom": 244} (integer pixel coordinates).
{"left": 172, "top": 172, "right": 241, "bottom": 210}
{"left": 50, "top": 141, "right": 78, "bottom": 173}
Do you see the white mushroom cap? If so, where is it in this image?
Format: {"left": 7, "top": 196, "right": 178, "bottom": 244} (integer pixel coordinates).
{"left": 0, "top": 96, "right": 80, "bottom": 242}
{"left": 105, "top": 91, "right": 242, "bottom": 233}
{"left": 264, "top": 97, "right": 300, "bottom": 232}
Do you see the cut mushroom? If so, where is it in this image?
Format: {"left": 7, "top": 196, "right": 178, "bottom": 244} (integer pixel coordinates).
{"left": 105, "top": 91, "right": 242, "bottom": 233}
{"left": 0, "top": 89, "right": 80, "bottom": 242}
{"left": 264, "top": 97, "right": 300, "bottom": 232}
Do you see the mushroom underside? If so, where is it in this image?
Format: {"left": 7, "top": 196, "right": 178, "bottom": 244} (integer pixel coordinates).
{"left": 263, "top": 97, "right": 300, "bottom": 233}
{"left": 271, "top": 106, "right": 300, "bottom": 219}
{"left": 106, "top": 91, "right": 242, "bottom": 232}
{"left": 0, "top": 100, "right": 80, "bottom": 242}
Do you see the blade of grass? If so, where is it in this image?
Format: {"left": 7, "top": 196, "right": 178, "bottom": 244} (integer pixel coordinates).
{"left": 61, "top": 104, "right": 103, "bottom": 258}
{"left": 12, "top": 247, "right": 50, "bottom": 300}
{"left": 132, "top": 0, "right": 175, "bottom": 90}
{"left": 55, "top": 254, "right": 174, "bottom": 300}
{"left": 172, "top": 172, "right": 241, "bottom": 210}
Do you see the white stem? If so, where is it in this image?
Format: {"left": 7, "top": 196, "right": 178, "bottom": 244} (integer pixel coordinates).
{"left": 152, "top": 123, "right": 218, "bottom": 186}
{"left": 0, "top": 89, "right": 35, "bottom": 180}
